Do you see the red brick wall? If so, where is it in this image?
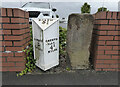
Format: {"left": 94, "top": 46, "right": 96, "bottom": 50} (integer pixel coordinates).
{"left": 0, "top": 8, "right": 30, "bottom": 71}
{"left": 91, "top": 12, "right": 120, "bottom": 71}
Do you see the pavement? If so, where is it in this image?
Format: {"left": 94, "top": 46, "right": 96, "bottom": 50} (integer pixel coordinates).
{"left": 1, "top": 70, "right": 120, "bottom": 86}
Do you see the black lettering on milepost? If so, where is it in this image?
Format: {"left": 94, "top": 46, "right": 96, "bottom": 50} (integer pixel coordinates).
{"left": 46, "top": 38, "right": 58, "bottom": 53}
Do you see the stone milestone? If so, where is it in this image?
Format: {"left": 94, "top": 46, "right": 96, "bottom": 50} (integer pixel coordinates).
{"left": 66, "top": 13, "right": 94, "bottom": 69}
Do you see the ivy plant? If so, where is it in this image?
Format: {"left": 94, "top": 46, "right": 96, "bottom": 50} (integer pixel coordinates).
{"left": 59, "top": 26, "right": 67, "bottom": 55}
{"left": 17, "top": 26, "right": 36, "bottom": 77}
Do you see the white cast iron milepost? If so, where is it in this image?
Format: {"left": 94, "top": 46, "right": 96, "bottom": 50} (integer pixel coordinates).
{"left": 32, "top": 18, "right": 59, "bottom": 71}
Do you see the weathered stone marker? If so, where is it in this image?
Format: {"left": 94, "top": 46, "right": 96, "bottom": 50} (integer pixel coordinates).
{"left": 66, "top": 13, "right": 94, "bottom": 69}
